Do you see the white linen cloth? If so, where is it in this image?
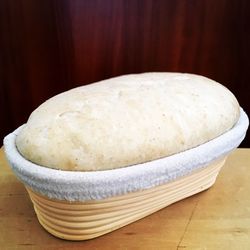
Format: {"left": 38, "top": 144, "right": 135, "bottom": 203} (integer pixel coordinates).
{"left": 3, "top": 108, "right": 248, "bottom": 201}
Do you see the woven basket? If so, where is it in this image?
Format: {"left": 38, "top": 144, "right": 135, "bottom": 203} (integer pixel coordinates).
{"left": 26, "top": 157, "right": 226, "bottom": 240}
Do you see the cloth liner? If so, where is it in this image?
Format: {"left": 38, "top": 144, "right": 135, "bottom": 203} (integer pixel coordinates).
{"left": 3, "top": 108, "right": 249, "bottom": 202}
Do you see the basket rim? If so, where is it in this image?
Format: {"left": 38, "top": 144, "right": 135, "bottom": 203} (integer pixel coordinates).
{"left": 3, "top": 108, "right": 249, "bottom": 201}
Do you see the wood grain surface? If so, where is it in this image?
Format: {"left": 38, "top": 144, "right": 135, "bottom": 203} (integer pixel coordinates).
{"left": 0, "top": 0, "right": 250, "bottom": 146}
{"left": 0, "top": 148, "right": 250, "bottom": 249}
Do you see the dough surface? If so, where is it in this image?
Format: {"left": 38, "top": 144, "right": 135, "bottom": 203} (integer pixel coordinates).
{"left": 16, "top": 73, "right": 240, "bottom": 171}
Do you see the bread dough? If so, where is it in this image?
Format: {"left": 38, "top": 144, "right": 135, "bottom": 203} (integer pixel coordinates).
{"left": 16, "top": 73, "right": 240, "bottom": 171}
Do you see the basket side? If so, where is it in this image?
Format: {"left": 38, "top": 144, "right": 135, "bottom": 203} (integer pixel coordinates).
{"left": 26, "top": 157, "right": 227, "bottom": 241}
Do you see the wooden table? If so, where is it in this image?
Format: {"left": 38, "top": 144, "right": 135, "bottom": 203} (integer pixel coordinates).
{"left": 0, "top": 148, "right": 250, "bottom": 250}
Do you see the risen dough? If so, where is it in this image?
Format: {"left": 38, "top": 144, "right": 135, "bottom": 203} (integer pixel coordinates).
{"left": 16, "top": 73, "right": 240, "bottom": 171}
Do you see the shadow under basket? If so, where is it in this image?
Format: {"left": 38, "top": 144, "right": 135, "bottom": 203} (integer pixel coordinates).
{"left": 26, "top": 157, "right": 226, "bottom": 241}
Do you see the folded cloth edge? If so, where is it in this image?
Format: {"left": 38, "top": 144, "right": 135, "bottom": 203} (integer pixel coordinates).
{"left": 3, "top": 108, "right": 249, "bottom": 201}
